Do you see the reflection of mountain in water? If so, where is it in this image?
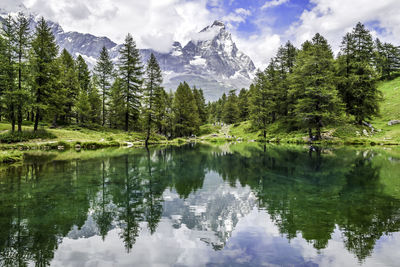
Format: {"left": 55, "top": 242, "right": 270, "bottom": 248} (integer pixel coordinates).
{"left": 163, "top": 171, "right": 257, "bottom": 249}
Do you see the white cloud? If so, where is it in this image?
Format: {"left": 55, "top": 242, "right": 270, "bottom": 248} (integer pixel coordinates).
{"left": 235, "top": 8, "right": 251, "bottom": 16}
{"left": 286, "top": 0, "right": 400, "bottom": 54}
{"left": 22, "top": 0, "right": 218, "bottom": 53}
{"left": 19, "top": 0, "right": 400, "bottom": 70}
{"left": 234, "top": 32, "right": 281, "bottom": 69}
{"left": 261, "top": 0, "right": 289, "bottom": 10}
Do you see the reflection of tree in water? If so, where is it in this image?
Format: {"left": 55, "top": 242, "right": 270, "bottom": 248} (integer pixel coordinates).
{"left": 337, "top": 152, "right": 400, "bottom": 262}
{"left": 93, "top": 161, "right": 114, "bottom": 240}
{"left": 0, "top": 160, "right": 99, "bottom": 266}
{"left": 210, "top": 145, "right": 400, "bottom": 261}
{"left": 1, "top": 145, "right": 400, "bottom": 265}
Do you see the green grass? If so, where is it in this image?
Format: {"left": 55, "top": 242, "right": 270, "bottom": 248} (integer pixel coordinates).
{"left": 0, "top": 130, "right": 56, "bottom": 143}
{"left": 223, "top": 77, "right": 400, "bottom": 145}
{"left": 229, "top": 121, "right": 260, "bottom": 140}
{"left": 370, "top": 77, "right": 400, "bottom": 143}
{"left": 0, "top": 150, "right": 23, "bottom": 163}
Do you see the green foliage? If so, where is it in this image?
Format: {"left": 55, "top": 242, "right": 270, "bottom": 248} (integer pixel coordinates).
{"left": 143, "top": 53, "right": 163, "bottom": 145}
{"left": 30, "top": 17, "right": 59, "bottom": 131}
{"left": 374, "top": 38, "right": 400, "bottom": 80}
{"left": 76, "top": 55, "right": 91, "bottom": 92}
{"left": 94, "top": 46, "right": 114, "bottom": 126}
{"left": 173, "top": 82, "right": 201, "bottom": 137}
{"left": 0, "top": 130, "right": 56, "bottom": 143}
{"left": 198, "top": 124, "right": 221, "bottom": 136}
{"left": 118, "top": 34, "right": 143, "bottom": 131}
{"left": 0, "top": 150, "right": 23, "bottom": 163}
{"left": 237, "top": 88, "right": 249, "bottom": 121}
{"left": 290, "top": 33, "right": 344, "bottom": 140}
{"left": 337, "top": 22, "right": 382, "bottom": 124}
{"left": 193, "top": 87, "right": 207, "bottom": 124}
{"left": 222, "top": 90, "right": 239, "bottom": 124}
{"left": 108, "top": 78, "right": 125, "bottom": 129}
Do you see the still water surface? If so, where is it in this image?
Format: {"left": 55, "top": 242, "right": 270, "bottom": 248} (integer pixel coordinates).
{"left": 1, "top": 144, "right": 400, "bottom": 267}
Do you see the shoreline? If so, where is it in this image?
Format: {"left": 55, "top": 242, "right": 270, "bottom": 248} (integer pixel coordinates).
{"left": 1, "top": 135, "right": 399, "bottom": 165}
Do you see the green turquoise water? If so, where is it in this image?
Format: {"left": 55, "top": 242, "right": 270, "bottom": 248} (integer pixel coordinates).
{"left": 1, "top": 144, "right": 400, "bottom": 266}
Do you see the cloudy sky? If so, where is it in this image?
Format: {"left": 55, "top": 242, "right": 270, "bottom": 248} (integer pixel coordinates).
{"left": 16, "top": 0, "right": 400, "bottom": 68}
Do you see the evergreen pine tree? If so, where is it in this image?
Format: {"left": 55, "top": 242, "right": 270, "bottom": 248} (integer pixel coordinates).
{"left": 30, "top": 17, "right": 59, "bottom": 131}
{"left": 374, "top": 39, "right": 400, "bottom": 80}
{"left": 275, "top": 41, "right": 297, "bottom": 117}
{"left": 0, "top": 35, "right": 6, "bottom": 121}
{"left": 88, "top": 81, "right": 102, "bottom": 125}
{"left": 163, "top": 91, "right": 174, "bottom": 138}
{"left": 290, "top": 33, "right": 343, "bottom": 140}
{"left": 192, "top": 87, "right": 207, "bottom": 124}
{"left": 58, "top": 49, "right": 79, "bottom": 125}
{"left": 237, "top": 88, "right": 249, "bottom": 121}
{"left": 94, "top": 46, "right": 114, "bottom": 126}
{"left": 173, "top": 82, "right": 200, "bottom": 137}
{"left": 108, "top": 78, "right": 125, "bottom": 129}
{"left": 222, "top": 90, "right": 239, "bottom": 124}
{"left": 337, "top": 22, "right": 382, "bottom": 124}
{"left": 143, "top": 53, "right": 163, "bottom": 146}
{"left": 249, "top": 70, "right": 274, "bottom": 139}
{"left": 2, "top": 15, "right": 17, "bottom": 132}
{"left": 14, "top": 12, "right": 30, "bottom": 132}
{"left": 76, "top": 89, "right": 91, "bottom": 125}
{"left": 76, "top": 55, "right": 91, "bottom": 92}
{"left": 118, "top": 34, "right": 143, "bottom": 131}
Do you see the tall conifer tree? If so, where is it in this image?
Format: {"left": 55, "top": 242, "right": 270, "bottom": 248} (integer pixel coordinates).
{"left": 14, "top": 12, "right": 30, "bottom": 132}
{"left": 173, "top": 82, "right": 200, "bottom": 137}
{"left": 94, "top": 46, "right": 114, "bottom": 126}
{"left": 2, "top": 15, "right": 16, "bottom": 132}
{"left": 337, "top": 22, "right": 382, "bottom": 124}
{"left": 30, "top": 17, "right": 59, "bottom": 131}
{"left": 118, "top": 34, "right": 143, "bottom": 131}
{"left": 290, "top": 33, "right": 343, "bottom": 140}
{"left": 143, "top": 53, "right": 163, "bottom": 146}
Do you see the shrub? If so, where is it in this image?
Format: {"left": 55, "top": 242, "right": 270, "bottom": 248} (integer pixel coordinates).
{"left": 0, "top": 130, "right": 56, "bottom": 144}
{"left": 0, "top": 151, "right": 23, "bottom": 163}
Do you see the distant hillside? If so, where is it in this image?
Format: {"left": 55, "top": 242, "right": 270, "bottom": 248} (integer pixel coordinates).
{"left": 371, "top": 77, "right": 400, "bottom": 142}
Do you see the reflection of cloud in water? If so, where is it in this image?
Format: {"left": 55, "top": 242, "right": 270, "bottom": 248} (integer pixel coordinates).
{"left": 50, "top": 168, "right": 400, "bottom": 267}
{"left": 51, "top": 208, "right": 400, "bottom": 267}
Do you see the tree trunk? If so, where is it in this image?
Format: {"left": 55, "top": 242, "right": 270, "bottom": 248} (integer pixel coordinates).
{"left": 125, "top": 111, "right": 129, "bottom": 132}
{"left": 308, "top": 128, "right": 313, "bottom": 140}
{"left": 11, "top": 104, "right": 15, "bottom": 133}
{"left": 52, "top": 114, "right": 58, "bottom": 128}
{"left": 102, "top": 89, "right": 105, "bottom": 127}
{"left": 34, "top": 108, "right": 40, "bottom": 131}
{"left": 17, "top": 105, "right": 22, "bottom": 132}
{"left": 316, "top": 126, "right": 321, "bottom": 141}
{"left": 145, "top": 114, "right": 151, "bottom": 147}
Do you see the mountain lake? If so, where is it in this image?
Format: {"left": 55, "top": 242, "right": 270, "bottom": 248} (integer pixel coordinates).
{"left": 1, "top": 143, "right": 400, "bottom": 266}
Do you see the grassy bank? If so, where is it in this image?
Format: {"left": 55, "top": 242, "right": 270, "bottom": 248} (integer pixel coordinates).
{"left": 195, "top": 77, "right": 400, "bottom": 145}
{"left": 0, "top": 123, "right": 193, "bottom": 163}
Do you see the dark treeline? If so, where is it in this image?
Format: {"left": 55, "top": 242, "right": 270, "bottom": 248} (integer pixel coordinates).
{"left": 0, "top": 14, "right": 207, "bottom": 139}
{"left": 1, "top": 144, "right": 400, "bottom": 265}
{"left": 210, "top": 22, "right": 400, "bottom": 140}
